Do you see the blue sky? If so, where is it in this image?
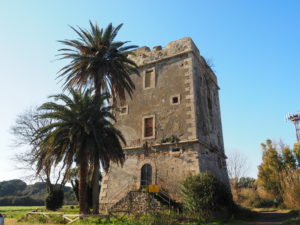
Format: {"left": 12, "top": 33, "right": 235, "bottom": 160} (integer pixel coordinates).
{"left": 0, "top": 0, "right": 299, "bottom": 181}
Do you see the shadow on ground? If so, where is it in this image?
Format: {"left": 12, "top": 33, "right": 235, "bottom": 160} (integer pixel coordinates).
{"left": 241, "top": 210, "right": 297, "bottom": 225}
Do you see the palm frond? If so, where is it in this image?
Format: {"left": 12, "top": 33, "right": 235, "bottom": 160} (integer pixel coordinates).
{"left": 57, "top": 21, "right": 139, "bottom": 105}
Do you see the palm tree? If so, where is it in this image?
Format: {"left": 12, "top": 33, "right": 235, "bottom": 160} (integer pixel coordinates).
{"left": 57, "top": 21, "right": 139, "bottom": 213}
{"left": 57, "top": 21, "right": 139, "bottom": 102}
{"left": 33, "top": 89, "right": 125, "bottom": 214}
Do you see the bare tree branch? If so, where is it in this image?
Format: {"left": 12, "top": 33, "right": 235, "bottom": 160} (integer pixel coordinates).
{"left": 10, "top": 107, "right": 71, "bottom": 188}
{"left": 227, "top": 151, "right": 249, "bottom": 180}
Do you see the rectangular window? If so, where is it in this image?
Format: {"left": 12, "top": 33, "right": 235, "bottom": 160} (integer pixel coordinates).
{"left": 144, "top": 118, "right": 153, "bottom": 137}
{"left": 143, "top": 115, "right": 155, "bottom": 139}
{"left": 144, "top": 69, "right": 155, "bottom": 89}
{"left": 145, "top": 70, "right": 152, "bottom": 88}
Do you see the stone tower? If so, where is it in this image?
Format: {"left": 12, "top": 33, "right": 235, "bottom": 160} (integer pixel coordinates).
{"left": 99, "top": 37, "right": 229, "bottom": 212}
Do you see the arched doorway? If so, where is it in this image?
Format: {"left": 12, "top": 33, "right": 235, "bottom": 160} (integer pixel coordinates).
{"left": 140, "top": 164, "right": 152, "bottom": 188}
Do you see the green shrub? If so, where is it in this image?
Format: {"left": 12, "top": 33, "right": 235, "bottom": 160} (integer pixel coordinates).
{"left": 45, "top": 189, "right": 64, "bottom": 211}
{"left": 244, "top": 196, "right": 276, "bottom": 208}
{"left": 180, "top": 172, "right": 234, "bottom": 221}
{"left": 160, "top": 135, "right": 180, "bottom": 144}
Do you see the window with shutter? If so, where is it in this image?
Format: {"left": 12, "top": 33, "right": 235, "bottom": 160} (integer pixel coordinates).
{"left": 144, "top": 118, "right": 153, "bottom": 137}
{"left": 143, "top": 115, "right": 155, "bottom": 139}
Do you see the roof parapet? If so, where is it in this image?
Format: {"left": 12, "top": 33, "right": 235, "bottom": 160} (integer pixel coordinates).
{"left": 129, "top": 37, "right": 200, "bottom": 67}
{"left": 129, "top": 37, "right": 218, "bottom": 86}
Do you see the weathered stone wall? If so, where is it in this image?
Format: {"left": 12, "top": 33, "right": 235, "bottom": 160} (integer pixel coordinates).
{"left": 190, "top": 52, "right": 229, "bottom": 185}
{"left": 100, "top": 142, "right": 229, "bottom": 213}
{"left": 114, "top": 48, "right": 197, "bottom": 147}
{"left": 100, "top": 142, "right": 200, "bottom": 213}
{"left": 192, "top": 55, "right": 224, "bottom": 152}
{"left": 99, "top": 37, "right": 229, "bottom": 213}
{"left": 197, "top": 145, "right": 229, "bottom": 185}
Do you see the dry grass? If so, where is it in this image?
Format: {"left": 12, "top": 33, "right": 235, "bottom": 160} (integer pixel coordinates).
{"left": 251, "top": 208, "right": 291, "bottom": 213}
{"left": 4, "top": 217, "right": 65, "bottom": 225}
{"left": 4, "top": 218, "right": 39, "bottom": 225}
{"left": 256, "top": 186, "right": 275, "bottom": 200}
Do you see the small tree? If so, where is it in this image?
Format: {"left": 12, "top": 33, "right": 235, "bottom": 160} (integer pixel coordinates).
{"left": 11, "top": 107, "right": 70, "bottom": 210}
{"left": 257, "top": 139, "right": 300, "bottom": 207}
{"left": 257, "top": 140, "right": 283, "bottom": 198}
{"left": 227, "top": 152, "right": 249, "bottom": 202}
{"left": 280, "top": 143, "right": 300, "bottom": 208}
{"left": 180, "top": 172, "right": 234, "bottom": 221}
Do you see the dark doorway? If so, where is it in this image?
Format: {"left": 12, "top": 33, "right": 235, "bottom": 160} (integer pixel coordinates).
{"left": 140, "top": 164, "right": 152, "bottom": 188}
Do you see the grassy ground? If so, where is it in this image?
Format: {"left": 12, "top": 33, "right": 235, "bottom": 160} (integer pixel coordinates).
{"left": 0, "top": 206, "right": 43, "bottom": 219}
{"left": 282, "top": 210, "right": 300, "bottom": 225}
{"left": 0, "top": 205, "right": 78, "bottom": 224}
{"left": 283, "top": 216, "right": 300, "bottom": 225}
{"left": 3, "top": 206, "right": 298, "bottom": 225}
{"left": 0, "top": 206, "right": 235, "bottom": 225}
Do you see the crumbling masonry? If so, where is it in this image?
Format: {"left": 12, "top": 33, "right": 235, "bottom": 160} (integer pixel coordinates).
{"left": 99, "top": 37, "right": 229, "bottom": 213}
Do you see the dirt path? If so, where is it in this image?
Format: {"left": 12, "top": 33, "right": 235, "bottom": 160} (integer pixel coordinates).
{"left": 241, "top": 210, "right": 293, "bottom": 225}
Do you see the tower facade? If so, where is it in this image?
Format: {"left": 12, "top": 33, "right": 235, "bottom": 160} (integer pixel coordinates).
{"left": 99, "top": 38, "right": 229, "bottom": 212}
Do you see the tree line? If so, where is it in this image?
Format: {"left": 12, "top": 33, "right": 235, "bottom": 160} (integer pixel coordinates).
{"left": 0, "top": 179, "right": 76, "bottom": 206}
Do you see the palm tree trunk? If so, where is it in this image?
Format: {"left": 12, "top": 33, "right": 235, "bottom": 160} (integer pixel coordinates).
{"left": 91, "top": 76, "right": 102, "bottom": 214}
{"left": 79, "top": 154, "right": 89, "bottom": 215}
{"left": 91, "top": 157, "right": 100, "bottom": 214}
{"left": 94, "top": 76, "right": 101, "bottom": 97}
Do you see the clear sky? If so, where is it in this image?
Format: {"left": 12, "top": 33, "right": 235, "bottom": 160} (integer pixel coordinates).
{"left": 0, "top": 0, "right": 299, "bottom": 181}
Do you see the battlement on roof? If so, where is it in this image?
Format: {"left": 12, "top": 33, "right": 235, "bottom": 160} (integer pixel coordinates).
{"left": 128, "top": 37, "right": 200, "bottom": 66}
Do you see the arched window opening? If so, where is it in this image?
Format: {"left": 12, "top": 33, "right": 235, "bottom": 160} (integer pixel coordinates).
{"left": 140, "top": 164, "right": 152, "bottom": 188}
